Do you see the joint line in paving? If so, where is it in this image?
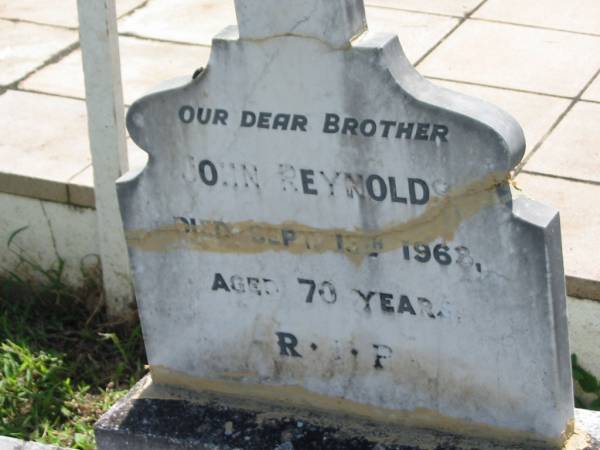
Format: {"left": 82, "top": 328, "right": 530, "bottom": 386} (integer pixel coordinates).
{"left": 117, "top": 0, "right": 152, "bottom": 21}
{"left": 425, "top": 76, "right": 574, "bottom": 100}
{"left": 515, "top": 67, "right": 600, "bottom": 174}
{"left": 4, "top": 41, "right": 81, "bottom": 92}
{"left": 11, "top": 87, "right": 86, "bottom": 103}
{"left": 0, "top": 16, "right": 77, "bottom": 31}
{"left": 470, "top": 17, "right": 600, "bottom": 39}
{"left": 65, "top": 163, "right": 95, "bottom": 207}
{"left": 67, "top": 163, "right": 93, "bottom": 185}
{"left": 118, "top": 32, "right": 211, "bottom": 49}
{"left": 580, "top": 98, "right": 600, "bottom": 106}
{"left": 519, "top": 170, "right": 600, "bottom": 187}
{"left": 414, "top": 0, "right": 489, "bottom": 68}
{"left": 366, "top": 5, "right": 461, "bottom": 20}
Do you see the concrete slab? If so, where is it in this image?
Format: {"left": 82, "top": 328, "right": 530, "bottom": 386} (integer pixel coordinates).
{"left": 431, "top": 79, "right": 570, "bottom": 157}
{"left": 21, "top": 36, "right": 211, "bottom": 105}
{"left": 418, "top": 20, "right": 600, "bottom": 97}
{"left": 474, "top": 0, "right": 600, "bottom": 36}
{"left": 0, "top": 90, "right": 90, "bottom": 204}
{"left": 514, "top": 173, "right": 600, "bottom": 300}
{"left": 0, "top": 19, "right": 77, "bottom": 87}
{"left": 365, "top": 7, "right": 459, "bottom": 63}
{"left": 364, "top": 0, "right": 481, "bottom": 17}
{"left": 582, "top": 73, "right": 600, "bottom": 102}
{"left": 0, "top": 0, "right": 145, "bottom": 28}
{"left": 119, "top": 0, "right": 235, "bottom": 46}
{"left": 524, "top": 102, "right": 600, "bottom": 183}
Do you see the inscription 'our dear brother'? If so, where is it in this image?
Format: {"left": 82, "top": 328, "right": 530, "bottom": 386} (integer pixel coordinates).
{"left": 178, "top": 106, "right": 450, "bottom": 143}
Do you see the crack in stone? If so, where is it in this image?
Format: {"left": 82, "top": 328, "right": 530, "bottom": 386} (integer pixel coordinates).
{"left": 288, "top": 2, "right": 319, "bottom": 35}
{"left": 39, "top": 200, "right": 60, "bottom": 262}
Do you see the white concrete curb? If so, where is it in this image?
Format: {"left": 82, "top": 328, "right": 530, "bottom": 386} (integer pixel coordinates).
{"left": 0, "top": 437, "right": 72, "bottom": 450}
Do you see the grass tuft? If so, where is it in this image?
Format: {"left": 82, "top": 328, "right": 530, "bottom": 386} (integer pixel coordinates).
{"left": 0, "top": 236, "right": 146, "bottom": 449}
{"left": 572, "top": 354, "right": 600, "bottom": 410}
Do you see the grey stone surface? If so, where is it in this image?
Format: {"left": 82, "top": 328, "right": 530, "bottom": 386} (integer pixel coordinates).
{"left": 117, "top": 0, "right": 573, "bottom": 445}
{"left": 0, "top": 19, "right": 77, "bottom": 87}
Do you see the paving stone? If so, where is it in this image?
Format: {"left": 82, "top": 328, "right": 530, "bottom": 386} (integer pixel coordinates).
{"left": 514, "top": 173, "right": 600, "bottom": 300}
{"left": 0, "top": 0, "right": 144, "bottom": 28}
{"left": 21, "top": 36, "right": 211, "bottom": 105}
{"left": 0, "top": 19, "right": 77, "bottom": 87}
{"left": 0, "top": 90, "right": 90, "bottom": 203}
{"left": 419, "top": 20, "right": 600, "bottom": 97}
{"left": 582, "top": 73, "right": 600, "bottom": 102}
{"left": 364, "top": 0, "right": 481, "bottom": 17}
{"left": 365, "top": 7, "right": 459, "bottom": 63}
{"left": 474, "top": 0, "right": 600, "bottom": 36}
{"left": 119, "top": 0, "right": 236, "bottom": 46}
{"left": 524, "top": 101, "right": 600, "bottom": 183}
{"left": 432, "top": 79, "right": 570, "bottom": 157}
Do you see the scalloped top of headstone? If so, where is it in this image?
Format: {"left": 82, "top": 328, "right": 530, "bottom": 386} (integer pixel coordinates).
{"left": 234, "top": 0, "right": 367, "bottom": 48}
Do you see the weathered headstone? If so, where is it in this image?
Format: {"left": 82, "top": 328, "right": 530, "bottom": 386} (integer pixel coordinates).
{"left": 110, "top": 0, "right": 577, "bottom": 448}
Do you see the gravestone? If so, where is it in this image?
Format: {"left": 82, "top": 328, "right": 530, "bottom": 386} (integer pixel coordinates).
{"left": 105, "top": 0, "right": 578, "bottom": 448}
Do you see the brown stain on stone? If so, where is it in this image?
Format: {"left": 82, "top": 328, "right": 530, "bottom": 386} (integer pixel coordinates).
{"left": 147, "top": 365, "right": 572, "bottom": 449}
{"left": 125, "top": 172, "right": 511, "bottom": 264}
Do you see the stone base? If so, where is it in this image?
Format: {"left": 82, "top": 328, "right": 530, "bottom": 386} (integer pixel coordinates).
{"left": 95, "top": 376, "right": 600, "bottom": 450}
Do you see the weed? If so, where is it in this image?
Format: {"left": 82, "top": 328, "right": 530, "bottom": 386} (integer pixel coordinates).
{"left": 572, "top": 354, "right": 600, "bottom": 411}
{"left": 0, "top": 229, "right": 146, "bottom": 449}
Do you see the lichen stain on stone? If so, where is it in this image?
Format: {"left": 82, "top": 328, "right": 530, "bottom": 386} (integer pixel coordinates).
{"left": 125, "top": 172, "right": 510, "bottom": 264}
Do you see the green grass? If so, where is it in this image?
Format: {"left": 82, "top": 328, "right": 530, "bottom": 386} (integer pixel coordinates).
{"left": 573, "top": 354, "right": 600, "bottom": 410}
{"left": 0, "top": 235, "right": 146, "bottom": 449}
